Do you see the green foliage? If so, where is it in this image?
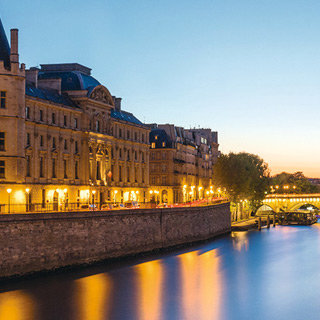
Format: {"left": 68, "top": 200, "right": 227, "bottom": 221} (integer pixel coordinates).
{"left": 213, "top": 152, "right": 270, "bottom": 205}
{"left": 271, "top": 171, "right": 318, "bottom": 194}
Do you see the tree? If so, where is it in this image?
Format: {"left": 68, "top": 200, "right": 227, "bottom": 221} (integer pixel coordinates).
{"left": 213, "top": 152, "right": 270, "bottom": 215}
{"left": 271, "top": 171, "right": 318, "bottom": 194}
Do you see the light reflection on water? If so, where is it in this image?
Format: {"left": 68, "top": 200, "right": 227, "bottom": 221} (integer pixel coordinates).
{"left": 2, "top": 225, "right": 320, "bottom": 319}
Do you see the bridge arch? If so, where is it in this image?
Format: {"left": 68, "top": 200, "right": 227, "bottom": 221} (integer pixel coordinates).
{"left": 256, "top": 204, "right": 275, "bottom": 215}
{"left": 289, "top": 203, "right": 320, "bottom": 212}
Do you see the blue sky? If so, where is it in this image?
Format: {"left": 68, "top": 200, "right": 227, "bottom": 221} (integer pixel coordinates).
{"left": 1, "top": 0, "right": 320, "bottom": 176}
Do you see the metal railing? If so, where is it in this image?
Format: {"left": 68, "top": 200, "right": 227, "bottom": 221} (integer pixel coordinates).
{"left": 0, "top": 198, "right": 228, "bottom": 214}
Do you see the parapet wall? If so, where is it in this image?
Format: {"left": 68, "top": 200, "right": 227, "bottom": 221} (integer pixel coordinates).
{"left": 0, "top": 203, "right": 230, "bottom": 279}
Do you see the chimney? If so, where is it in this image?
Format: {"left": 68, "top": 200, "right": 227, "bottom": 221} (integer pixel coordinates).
{"left": 10, "top": 29, "right": 19, "bottom": 65}
{"left": 115, "top": 97, "right": 122, "bottom": 111}
{"left": 25, "top": 67, "right": 39, "bottom": 87}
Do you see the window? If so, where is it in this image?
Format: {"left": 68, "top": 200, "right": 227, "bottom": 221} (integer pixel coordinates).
{"left": 142, "top": 134, "right": 145, "bottom": 143}
{"left": 0, "top": 160, "right": 5, "bottom": 178}
{"left": 127, "top": 150, "right": 130, "bottom": 161}
{"left": 151, "top": 152, "right": 155, "bottom": 160}
{"left": 96, "top": 120, "right": 100, "bottom": 132}
{"left": 39, "top": 157, "right": 44, "bottom": 178}
{"left": 0, "top": 132, "right": 4, "bottom": 151}
{"left": 162, "top": 152, "right": 166, "bottom": 160}
{"left": 75, "top": 141, "right": 78, "bottom": 154}
{"left": 135, "top": 151, "right": 137, "bottom": 161}
{"left": 155, "top": 135, "right": 158, "bottom": 140}
{"left": 162, "top": 164, "right": 167, "bottom": 172}
{"left": 142, "top": 168, "right": 145, "bottom": 183}
{"left": 75, "top": 161, "right": 79, "bottom": 179}
{"left": 151, "top": 142, "right": 155, "bottom": 149}
{"left": 40, "top": 135, "right": 43, "bottom": 147}
{"left": 40, "top": 110, "right": 43, "bottom": 122}
{"left": 26, "top": 106, "right": 30, "bottom": 119}
{"left": 52, "top": 158, "right": 56, "bottom": 178}
{"left": 142, "top": 152, "right": 144, "bottom": 163}
{"left": 26, "top": 133, "right": 30, "bottom": 146}
{"left": 134, "top": 132, "right": 138, "bottom": 141}
{"left": 119, "top": 148, "right": 122, "bottom": 159}
{"left": 119, "top": 128, "right": 122, "bottom": 138}
{"left": 64, "top": 115, "right": 67, "bottom": 126}
{"left": 127, "top": 131, "right": 130, "bottom": 139}
{"left": 63, "top": 159, "right": 68, "bottom": 178}
{"left": 52, "top": 113, "right": 56, "bottom": 124}
{"left": 96, "top": 161, "right": 101, "bottom": 180}
{"left": 0, "top": 91, "right": 6, "bottom": 109}
{"left": 74, "top": 118, "right": 78, "bottom": 129}
{"left": 162, "top": 142, "right": 166, "bottom": 147}
{"left": 52, "top": 137, "right": 56, "bottom": 149}
{"left": 111, "top": 165, "right": 114, "bottom": 181}
{"left": 26, "top": 156, "right": 31, "bottom": 177}
{"left": 64, "top": 139, "right": 67, "bottom": 150}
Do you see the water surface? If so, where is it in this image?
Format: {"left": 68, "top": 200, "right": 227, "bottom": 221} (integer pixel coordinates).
{"left": 1, "top": 224, "right": 320, "bottom": 320}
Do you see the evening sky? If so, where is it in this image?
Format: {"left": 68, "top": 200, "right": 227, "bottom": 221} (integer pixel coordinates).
{"left": 1, "top": 0, "right": 320, "bottom": 176}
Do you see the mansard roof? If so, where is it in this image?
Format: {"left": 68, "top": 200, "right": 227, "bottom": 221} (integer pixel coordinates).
{"left": 26, "top": 83, "right": 78, "bottom": 108}
{"left": 111, "top": 109, "right": 145, "bottom": 127}
{"left": 0, "top": 18, "right": 10, "bottom": 69}
{"left": 38, "top": 70, "right": 101, "bottom": 91}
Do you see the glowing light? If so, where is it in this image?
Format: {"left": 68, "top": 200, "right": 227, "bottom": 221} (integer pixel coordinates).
{"left": 63, "top": 188, "right": 67, "bottom": 193}
{"left": 136, "top": 191, "right": 139, "bottom": 194}
{"left": 25, "top": 188, "right": 30, "bottom": 193}
{"left": 149, "top": 190, "right": 153, "bottom": 194}
{"left": 6, "top": 189, "right": 12, "bottom": 194}
{"left": 92, "top": 190, "right": 96, "bottom": 195}
{"left": 114, "top": 190, "right": 118, "bottom": 194}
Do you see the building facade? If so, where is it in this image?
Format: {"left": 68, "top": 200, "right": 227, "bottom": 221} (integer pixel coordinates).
{"left": 0, "top": 21, "right": 149, "bottom": 212}
{"left": 149, "top": 124, "right": 219, "bottom": 204}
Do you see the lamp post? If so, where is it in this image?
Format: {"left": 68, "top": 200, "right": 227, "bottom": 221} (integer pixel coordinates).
{"left": 7, "top": 188, "right": 12, "bottom": 213}
{"left": 92, "top": 190, "right": 96, "bottom": 211}
{"left": 25, "top": 188, "right": 30, "bottom": 212}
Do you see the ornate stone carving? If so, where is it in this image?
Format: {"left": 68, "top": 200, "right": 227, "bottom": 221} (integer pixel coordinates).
{"left": 90, "top": 87, "right": 113, "bottom": 105}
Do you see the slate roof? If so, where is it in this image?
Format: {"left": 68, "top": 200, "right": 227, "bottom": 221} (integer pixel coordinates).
{"left": 0, "top": 18, "right": 10, "bottom": 69}
{"left": 26, "top": 83, "right": 78, "bottom": 108}
{"left": 111, "top": 109, "right": 145, "bottom": 126}
{"left": 38, "top": 71, "right": 101, "bottom": 92}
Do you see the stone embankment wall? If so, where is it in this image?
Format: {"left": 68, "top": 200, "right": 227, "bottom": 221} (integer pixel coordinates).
{"left": 0, "top": 203, "right": 230, "bottom": 279}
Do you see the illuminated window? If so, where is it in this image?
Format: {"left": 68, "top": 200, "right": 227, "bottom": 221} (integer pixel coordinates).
{"left": 162, "top": 142, "right": 166, "bottom": 147}
{"left": 0, "top": 132, "right": 5, "bottom": 151}
{"left": 0, "top": 91, "right": 6, "bottom": 109}
{"left": 0, "top": 160, "right": 5, "bottom": 178}
{"left": 155, "top": 135, "right": 158, "bottom": 140}
{"left": 151, "top": 142, "right": 155, "bottom": 149}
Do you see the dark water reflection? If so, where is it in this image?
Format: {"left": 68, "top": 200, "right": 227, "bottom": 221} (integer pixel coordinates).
{"left": 2, "top": 224, "right": 320, "bottom": 320}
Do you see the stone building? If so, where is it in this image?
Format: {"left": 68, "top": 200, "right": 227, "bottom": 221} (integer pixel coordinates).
{"left": 149, "top": 124, "right": 219, "bottom": 204}
{"left": 0, "top": 20, "right": 149, "bottom": 212}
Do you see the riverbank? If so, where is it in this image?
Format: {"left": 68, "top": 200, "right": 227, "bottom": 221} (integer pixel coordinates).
{"left": 0, "top": 203, "right": 230, "bottom": 279}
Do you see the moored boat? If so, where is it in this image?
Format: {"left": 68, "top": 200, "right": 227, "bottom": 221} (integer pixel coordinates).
{"left": 277, "top": 210, "right": 318, "bottom": 225}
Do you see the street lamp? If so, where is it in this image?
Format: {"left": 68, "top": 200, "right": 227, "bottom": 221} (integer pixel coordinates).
{"left": 25, "top": 188, "right": 30, "bottom": 212}
{"left": 7, "top": 188, "right": 12, "bottom": 213}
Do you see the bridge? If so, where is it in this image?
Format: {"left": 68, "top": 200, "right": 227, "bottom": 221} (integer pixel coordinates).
{"left": 258, "top": 194, "right": 320, "bottom": 213}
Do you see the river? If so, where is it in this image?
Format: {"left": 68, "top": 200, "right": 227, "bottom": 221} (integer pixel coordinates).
{"left": 1, "top": 224, "right": 320, "bottom": 320}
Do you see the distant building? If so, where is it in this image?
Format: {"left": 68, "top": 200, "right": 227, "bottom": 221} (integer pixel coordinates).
{"left": 0, "top": 20, "right": 149, "bottom": 212}
{"left": 149, "top": 124, "right": 219, "bottom": 204}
